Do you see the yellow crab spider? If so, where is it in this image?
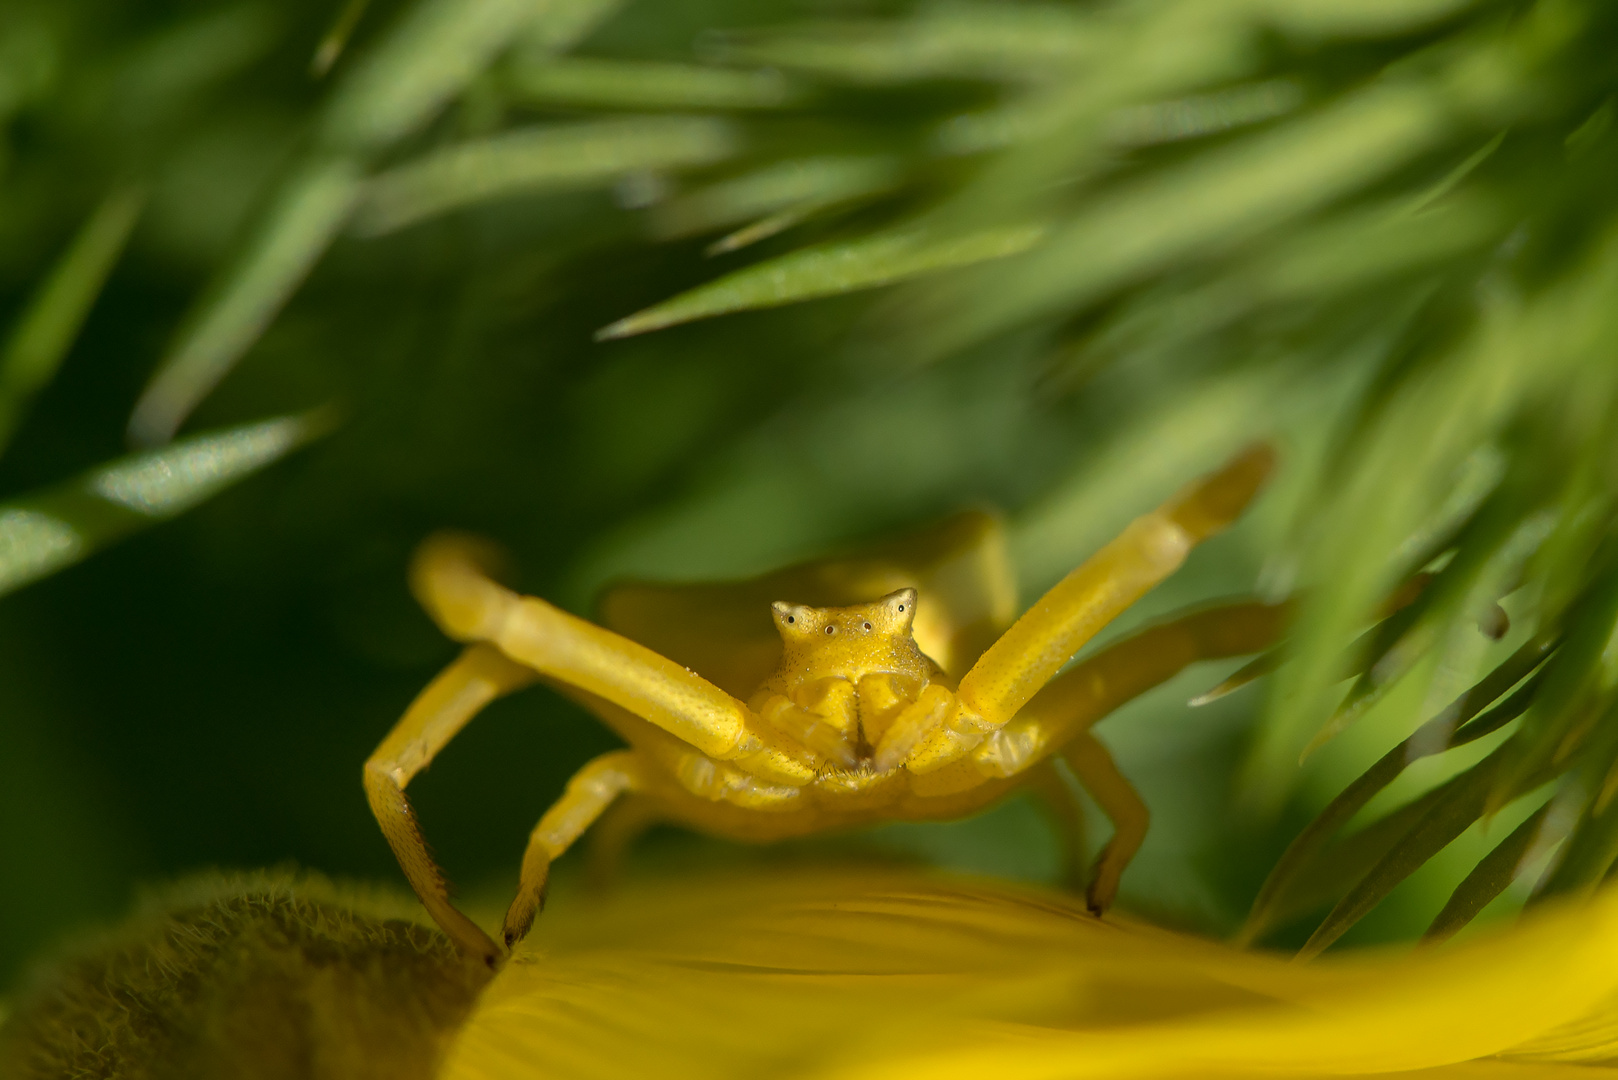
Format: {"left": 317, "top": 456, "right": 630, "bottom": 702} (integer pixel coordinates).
{"left": 366, "top": 446, "right": 1281, "bottom": 966}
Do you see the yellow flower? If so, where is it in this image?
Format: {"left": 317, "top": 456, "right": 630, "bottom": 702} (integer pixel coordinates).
{"left": 11, "top": 866, "right": 1618, "bottom": 1078}
{"left": 445, "top": 865, "right": 1618, "bottom": 1080}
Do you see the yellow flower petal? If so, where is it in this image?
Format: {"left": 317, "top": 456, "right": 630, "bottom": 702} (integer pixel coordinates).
{"left": 440, "top": 866, "right": 1618, "bottom": 1080}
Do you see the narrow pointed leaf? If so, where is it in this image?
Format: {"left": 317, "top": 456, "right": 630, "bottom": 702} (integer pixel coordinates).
{"left": 128, "top": 158, "right": 362, "bottom": 446}
{"left": 1296, "top": 748, "right": 1508, "bottom": 960}
{"left": 506, "top": 57, "right": 798, "bottom": 111}
{"left": 711, "top": 7, "right": 1103, "bottom": 85}
{"left": 0, "top": 188, "right": 143, "bottom": 456}
{"left": 1425, "top": 801, "right": 1555, "bottom": 942}
{"left": 651, "top": 156, "right": 901, "bottom": 240}
{"left": 598, "top": 223, "right": 1046, "bottom": 339}
{"left": 1241, "top": 652, "right": 1550, "bottom": 944}
{"left": 352, "top": 117, "right": 738, "bottom": 237}
{"left": 1188, "top": 647, "right": 1279, "bottom": 706}
{"left": 321, "top": 0, "right": 586, "bottom": 151}
{"left": 0, "top": 411, "right": 329, "bottom": 598}
{"left": 310, "top": 0, "right": 372, "bottom": 77}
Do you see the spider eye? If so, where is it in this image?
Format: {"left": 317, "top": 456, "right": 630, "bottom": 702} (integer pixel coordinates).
{"left": 897, "top": 604, "right": 905, "bottom": 612}
{"left": 825, "top": 625, "right": 836, "bottom": 635}
{"left": 785, "top": 615, "right": 795, "bottom": 624}
{"left": 862, "top": 621, "right": 872, "bottom": 631}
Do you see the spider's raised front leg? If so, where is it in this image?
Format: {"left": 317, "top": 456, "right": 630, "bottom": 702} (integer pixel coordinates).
{"left": 883, "top": 443, "right": 1275, "bottom": 773}
{"left": 368, "top": 535, "right": 817, "bottom": 962}
{"left": 412, "top": 533, "right": 818, "bottom": 784}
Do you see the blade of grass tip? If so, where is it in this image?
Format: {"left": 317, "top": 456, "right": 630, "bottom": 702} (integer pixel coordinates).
{"left": 1193, "top": 567, "right": 1436, "bottom": 709}
{"left": 1240, "top": 657, "right": 1549, "bottom": 944}
{"left": 1425, "top": 801, "right": 1554, "bottom": 942}
{"left": 0, "top": 188, "right": 144, "bottom": 457}
{"left": 1190, "top": 648, "right": 1280, "bottom": 706}
{"left": 0, "top": 409, "right": 333, "bottom": 599}
{"left": 705, "top": 204, "right": 820, "bottom": 256}
{"left": 506, "top": 57, "right": 799, "bottom": 111}
{"left": 128, "top": 158, "right": 362, "bottom": 447}
{"left": 596, "top": 222, "right": 1046, "bottom": 340}
{"left": 351, "top": 117, "right": 737, "bottom": 237}
{"left": 311, "top": 0, "right": 372, "bottom": 78}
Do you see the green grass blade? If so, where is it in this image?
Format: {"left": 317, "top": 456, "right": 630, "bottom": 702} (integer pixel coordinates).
{"left": 597, "top": 222, "right": 1046, "bottom": 340}
{"left": 711, "top": 6, "right": 1103, "bottom": 85}
{"left": 1239, "top": 651, "right": 1550, "bottom": 944}
{"left": 128, "top": 158, "right": 362, "bottom": 446}
{"left": 352, "top": 117, "right": 738, "bottom": 236}
{"left": 651, "top": 155, "right": 901, "bottom": 241}
{"left": 506, "top": 57, "right": 798, "bottom": 111}
{"left": 913, "top": 77, "right": 1452, "bottom": 360}
{"left": 0, "top": 188, "right": 143, "bottom": 457}
{"left": 1295, "top": 747, "right": 1508, "bottom": 959}
{"left": 1424, "top": 800, "right": 1553, "bottom": 942}
{"left": 0, "top": 411, "right": 330, "bottom": 599}
{"left": 310, "top": 0, "right": 372, "bottom": 77}
{"left": 321, "top": 0, "right": 587, "bottom": 151}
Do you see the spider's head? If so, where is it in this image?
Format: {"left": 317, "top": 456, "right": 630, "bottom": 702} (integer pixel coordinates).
{"left": 767, "top": 589, "right": 929, "bottom": 686}
{"left": 771, "top": 588, "right": 915, "bottom": 638}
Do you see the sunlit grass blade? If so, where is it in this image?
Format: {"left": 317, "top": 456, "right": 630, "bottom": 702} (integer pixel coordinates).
{"left": 650, "top": 156, "right": 901, "bottom": 241}
{"left": 0, "top": 188, "right": 143, "bottom": 457}
{"left": 597, "top": 222, "right": 1046, "bottom": 340}
{"left": 320, "top": 0, "right": 606, "bottom": 151}
{"left": 708, "top": 5, "right": 1103, "bottom": 85}
{"left": 0, "top": 411, "right": 330, "bottom": 599}
{"left": 128, "top": 158, "right": 361, "bottom": 446}
{"left": 1240, "top": 643, "right": 1552, "bottom": 945}
{"left": 1253, "top": 215, "right": 1618, "bottom": 798}
{"left": 1425, "top": 801, "right": 1555, "bottom": 942}
{"left": 351, "top": 117, "right": 738, "bottom": 236}
{"left": 909, "top": 78, "right": 1454, "bottom": 361}
{"left": 1104, "top": 80, "right": 1304, "bottom": 148}
{"left": 505, "top": 57, "right": 799, "bottom": 111}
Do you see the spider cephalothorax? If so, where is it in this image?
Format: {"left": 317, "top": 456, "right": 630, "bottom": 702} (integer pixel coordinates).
{"left": 366, "top": 446, "right": 1283, "bottom": 965}
{"left": 752, "top": 590, "right": 945, "bottom": 768}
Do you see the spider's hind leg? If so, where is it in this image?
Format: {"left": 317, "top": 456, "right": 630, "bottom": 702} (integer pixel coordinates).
{"left": 1024, "top": 761, "right": 1090, "bottom": 894}
{"left": 1063, "top": 734, "right": 1149, "bottom": 915}
{"left": 585, "top": 795, "right": 664, "bottom": 892}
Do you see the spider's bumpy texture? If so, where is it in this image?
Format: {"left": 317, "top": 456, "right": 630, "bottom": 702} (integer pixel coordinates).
{"left": 366, "top": 446, "right": 1281, "bottom": 965}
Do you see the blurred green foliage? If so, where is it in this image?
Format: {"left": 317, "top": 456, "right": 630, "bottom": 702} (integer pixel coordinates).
{"left": 3, "top": 0, "right": 1618, "bottom": 991}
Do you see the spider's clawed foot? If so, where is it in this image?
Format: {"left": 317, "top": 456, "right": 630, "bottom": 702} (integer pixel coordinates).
{"left": 501, "top": 854, "right": 551, "bottom": 951}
